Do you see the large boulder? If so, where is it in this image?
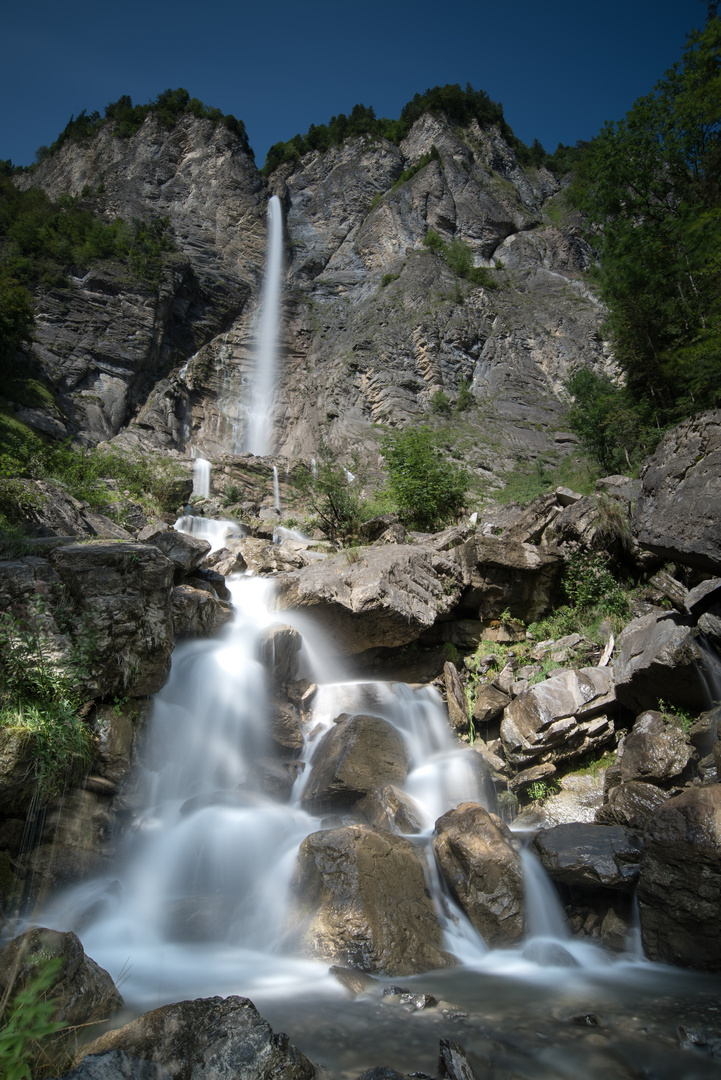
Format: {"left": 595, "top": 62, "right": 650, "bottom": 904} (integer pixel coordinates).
{"left": 171, "top": 585, "right": 233, "bottom": 638}
{"left": 533, "top": 823, "right": 642, "bottom": 892}
{"left": 300, "top": 714, "right": 409, "bottom": 813}
{"left": 500, "top": 667, "right": 615, "bottom": 769}
{"left": 637, "top": 784, "right": 721, "bottom": 971}
{"left": 141, "top": 528, "right": 211, "bottom": 576}
{"left": 613, "top": 611, "right": 712, "bottom": 714}
{"left": 618, "top": 711, "right": 695, "bottom": 784}
{"left": 50, "top": 542, "right": 176, "bottom": 696}
{"left": 0, "top": 927, "right": 122, "bottom": 1026}
{"left": 275, "top": 544, "right": 463, "bottom": 653}
{"left": 450, "top": 534, "right": 562, "bottom": 623}
{"left": 293, "top": 825, "right": 454, "bottom": 974}
{"left": 595, "top": 781, "right": 669, "bottom": 829}
{"left": 78, "top": 995, "right": 315, "bottom": 1080}
{"left": 632, "top": 409, "right": 721, "bottom": 572}
{"left": 433, "top": 803, "right": 525, "bottom": 947}
{"left": 259, "top": 624, "right": 302, "bottom": 685}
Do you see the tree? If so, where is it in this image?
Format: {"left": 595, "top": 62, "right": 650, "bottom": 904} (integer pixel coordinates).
{"left": 572, "top": 19, "right": 721, "bottom": 430}
{"left": 292, "top": 444, "right": 367, "bottom": 543}
{"left": 380, "top": 427, "right": 468, "bottom": 531}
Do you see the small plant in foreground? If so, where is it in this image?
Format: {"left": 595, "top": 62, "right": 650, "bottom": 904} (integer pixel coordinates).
{"left": 657, "top": 699, "right": 695, "bottom": 734}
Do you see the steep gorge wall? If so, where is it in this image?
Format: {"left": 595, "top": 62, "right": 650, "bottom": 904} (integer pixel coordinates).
{"left": 16, "top": 111, "right": 610, "bottom": 480}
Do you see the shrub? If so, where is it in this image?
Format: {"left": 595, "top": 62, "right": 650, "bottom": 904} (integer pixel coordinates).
{"left": 380, "top": 426, "right": 468, "bottom": 531}
{"left": 292, "top": 444, "right": 368, "bottom": 543}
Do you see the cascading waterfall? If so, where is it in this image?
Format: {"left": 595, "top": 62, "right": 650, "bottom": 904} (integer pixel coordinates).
{"left": 273, "top": 465, "right": 281, "bottom": 512}
{"left": 245, "top": 195, "right": 283, "bottom": 456}
{"left": 192, "top": 456, "right": 211, "bottom": 499}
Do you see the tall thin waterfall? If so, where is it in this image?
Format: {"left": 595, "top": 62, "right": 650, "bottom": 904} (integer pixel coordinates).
{"left": 245, "top": 195, "right": 283, "bottom": 456}
{"left": 273, "top": 465, "right": 281, "bottom": 511}
{"left": 192, "top": 457, "right": 211, "bottom": 499}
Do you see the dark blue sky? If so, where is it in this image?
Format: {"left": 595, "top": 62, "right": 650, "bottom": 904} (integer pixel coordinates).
{"left": 2, "top": 0, "right": 704, "bottom": 169}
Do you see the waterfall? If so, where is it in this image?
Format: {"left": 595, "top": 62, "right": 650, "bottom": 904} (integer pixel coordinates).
{"left": 192, "top": 457, "right": 211, "bottom": 499}
{"left": 311, "top": 457, "right": 317, "bottom": 478}
{"left": 273, "top": 465, "right": 281, "bottom": 512}
{"left": 245, "top": 195, "right": 283, "bottom": 456}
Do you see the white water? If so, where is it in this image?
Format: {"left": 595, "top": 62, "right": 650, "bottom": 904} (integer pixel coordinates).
{"left": 245, "top": 196, "right": 283, "bottom": 456}
{"left": 173, "top": 515, "right": 245, "bottom": 554}
{"left": 37, "top": 567, "right": 655, "bottom": 1016}
{"left": 272, "top": 465, "right": 280, "bottom": 511}
{"left": 192, "top": 457, "right": 211, "bottom": 499}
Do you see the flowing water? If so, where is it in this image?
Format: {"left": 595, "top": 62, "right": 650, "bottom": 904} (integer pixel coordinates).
{"left": 245, "top": 195, "right": 283, "bottom": 456}
{"left": 36, "top": 565, "right": 721, "bottom": 1077}
{"left": 192, "top": 457, "right": 211, "bottom": 499}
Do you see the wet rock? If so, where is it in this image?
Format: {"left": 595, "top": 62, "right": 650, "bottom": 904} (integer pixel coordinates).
{"left": 450, "top": 534, "right": 562, "bottom": 623}
{"left": 79, "top": 995, "right": 315, "bottom": 1079}
{"left": 500, "top": 667, "right": 615, "bottom": 769}
{"left": 637, "top": 784, "right": 721, "bottom": 971}
{"left": 92, "top": 700, "right": 139, "bottom": 786}
{"left": 268, "top": 698, "right": 304, "bottom": 752}
{"left": 329, "top": 965, "right": 378, "bottom": 996}
{"left": 276, "top": 544, "right": 463, "bottom": 653}
{"left": 0, "top": 726, "right": 36, "bottom": 815}
{"left": 356, "top": 784, "right": 424, "bottom": 834}
{"left": 444, "top": 661, "right": 470, "bottom": 734}
{"left": 508, "top": 762, "right": 557, "bottom": 797}
{"left": 600, "top": 907, "right": 631, "bottom": 951}
{"left": 259, "top": 624, "right": 302, "bottom": 685}
{"left": 171, "top": 584, "right": 233, "bottom": 638}
{"left": 632, "top": 409, "right": 721, "bottom": 573}
{"left": 294, "top": 824, "right": 454, "bottom": 975}
{"left": 521, "top": 940, "right": 579, "bottom": 967}
{"left": 187, "top": 567, "right": 232, "bottom": 602}
{"left": 595, "top": 781, "right": 669, "bottom": 829}
{"left": 613, "top": 610, "right": 711, "bottom": 714}
{"left": 433, "top": 802, "right": 525, "bottom": 947}
{"left": 619, "top": 711, "right": 695, "bottom": 784}
{"left": 438, "top": 1038, "right": 481, "bottom": 1080}
{"left": 0, "top": 927, "right": 122, "bottom": 1026}
{"left": 300, "top": 714, "right": 409, "bottom": 813}
{"left": 533, "top": 823, "right": 642, "bottom": 892}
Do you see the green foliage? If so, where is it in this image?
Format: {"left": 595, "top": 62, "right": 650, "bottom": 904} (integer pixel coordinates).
{"left": 493, "top": 453, "right": 600, "bottom": 506}
{"left": 0, "top": 957, "right": 63, "bottom": 1080}
{"left": 423, "top": 228, "right": 499, "bottom": 289}
{"left": 571, "top": 19, "right": 721, "bottom": 433}
{"left": 380, "top": 272, "right": 400, "bottom": 288}
{"left": 292, "top": 443, "right": 368, "bottom": 542}
{"left": 393, "top": 145, "right": 441, "bottom": 187}
{"left": 0, "top": 271, "right": 35, "bottom": 369}
{"left": 565, "top": 368, "right": 654, "bottom": 473}
{"left": 562, "top": 546, "right": 630, "bottom": 618}
{"left": 526, "top": 779, "right": 560, "bottom": 803}
{"left": 0, "top": 599, "right": 94, "bottom": 802}
{"left": 262, "top": 83, "right": 515, "bottom": 175}
{"left": 657, "top": 699, "right": 695, "bottom": 733}
{"left": 222, "top": 483, "right": 244, "bottom": 507}
{"left": 430, "top": 389, "right": 452, "bottom": 415}
{"left": 455, "top": 378, "right": 474, "bottom": 412}
{"left": 380, "top": 426, "right": 468, "bottom": 530}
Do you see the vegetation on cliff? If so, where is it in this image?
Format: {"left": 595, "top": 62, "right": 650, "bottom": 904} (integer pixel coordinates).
{"left": 261, "top": 82, "right": 581, "bottom": 176}
{"left": 568, "top": 17, "right": 721, "bottom": 467}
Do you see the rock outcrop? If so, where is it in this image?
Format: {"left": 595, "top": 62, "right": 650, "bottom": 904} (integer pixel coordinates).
{"left": 532, "top": 823, "right": 643, "bottom": 893}
{"left": 613, "top": 611, "right": 712, "bottom": 714}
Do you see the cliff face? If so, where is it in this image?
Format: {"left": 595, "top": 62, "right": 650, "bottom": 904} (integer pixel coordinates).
{"left": 16, "top": 110, "right": 609, "bottom": 480}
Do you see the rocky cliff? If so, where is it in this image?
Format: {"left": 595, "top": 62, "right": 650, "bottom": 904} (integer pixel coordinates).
{"left": 15, "top": 109, "right": 608, "bottom": 483}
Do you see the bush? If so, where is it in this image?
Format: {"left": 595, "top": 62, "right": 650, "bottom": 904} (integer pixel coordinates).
{"left": 380, "top": 426, "right": 468, "bottom": 531}
{"left": 292, "top": 444, "right": 368, "bottom": 542}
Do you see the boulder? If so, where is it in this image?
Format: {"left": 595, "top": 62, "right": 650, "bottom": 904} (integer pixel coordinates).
{"left": 268, "top": 698, "right": 304, "bottom": 752}
{"left": 0, "top": 927, "right": 122, "bottom": 1027}
{"left": 356, "top": 784, "right": 424, "bottom": 835}
{"left": 171, "top": 585, "right": 233, "bottom": 638}
{"left": 471, "top": 684, "right": 511, "bottom": 728}
{"left": 532, "top": 823, "right": 642, "bottom": 892}
{"left": 259, "top": 624, "right": 302, "bottom": 685}
{"left": 637, "top": 785, "right": 721, "bottom": 971}
{"left": 632, "top": 409, "right": 721, "bottom": 572}
{"left": 294, "top": 825, "right": 454, "bottom": 974}
{"left": 619, "top": 711, "right": 695, "bottom": 784}
{"left": 0, "top": 726, "right": 36, "bottom": 815}
{"left": 141, "top": 528, "right": 211, "bottom": 576}
{"left": 275, "top": 544, "right": 463, "bottom": 653}
{"left": 500, "top": 667, "right": 615, "bottom": 769}
{"left": 59, "top": 1050, "right": 174, "bottom": 1080}
{"left": 515, "top": 773, "right": 605, "bottom": 828}
{"left": 234, "top": 537, "right": 307, "bottom": 575}
{"left": 450, "top": 534, "right": 562, "bottom": 623}
{"left": 300, "top": 714, "right": 409, "bottom": 813}
{"left": 443, "top": 661, "right": 470, "bottom": 734}
{"left": 613, "top": 610, "right": 711, "bottom": 714}
{"left": 595, "top": 781, "right": 669, "bottom": 829}
{"left": 5, "top": 479, "right": 133, "bottom": 540}
{"left": 50, "top": 542, "right": 175, "bottom": 697}
{"left": 433, "top": 802, "right": 524, "bottom": 947}
{"left": 78, "top": 995, "right": 315, "bottom": 1079}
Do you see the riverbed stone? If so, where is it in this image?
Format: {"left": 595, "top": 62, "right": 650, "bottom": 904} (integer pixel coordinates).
{"left": 637, "top": 784, "right": 721, "bottom": 971}
{"left": 259, "top": 623, "right": 302, "bottom": 685}
{"left": 300, "top": 713, "right": 409, "bottom": 813}
{"left": 595, "top": 781, "right": 669, "bottom": 829}
{"left": 294, "top": 824, "right": 454, "bottom": 974}
{"left": 356, "top": 784, "right": 424, "bottom": 834}
{"left": 0, "top": 927, "right": 123, "bottom": 1026}
{"left": 433, "top": 802, "right": 525, "bottom": 947}
{"left": 444, "top": 661, "right": 470, "bottom": 734}
{"left": 171, "top": 584, "right": 233, "bottom": 638}
{"left": 533, "top": 823, "right": 642, "bottom": 892}
{"left": 79, "top": 995, "right": 315, "bottom": 1079}
{"left": 450, "top": 534, "right": 563, "bottom": 623}
{"left": 500, "top": 667, "right": 615, "bottom": 769}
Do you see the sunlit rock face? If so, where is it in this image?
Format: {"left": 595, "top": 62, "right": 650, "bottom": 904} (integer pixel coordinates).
{"left": 17, "top": 109, "right": 609, "bottom": 480}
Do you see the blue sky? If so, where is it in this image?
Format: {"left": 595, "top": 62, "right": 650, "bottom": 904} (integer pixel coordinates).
{"left": 2, "top": 1, "right": 704, "bottom": 169}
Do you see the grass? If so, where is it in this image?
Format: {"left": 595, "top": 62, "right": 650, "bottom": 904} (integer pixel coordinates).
{"left": 492, "top": 453, "right": 601, "bottom": 505}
